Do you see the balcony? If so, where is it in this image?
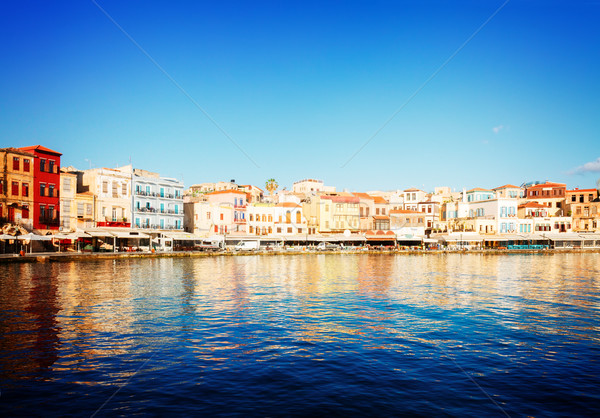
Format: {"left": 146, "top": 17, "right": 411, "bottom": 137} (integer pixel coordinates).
{"left": 136, "top": 207, "right": 157, "bottom": 213}
{"left": 39, "top": 216, "right": 60, "bottom": 226}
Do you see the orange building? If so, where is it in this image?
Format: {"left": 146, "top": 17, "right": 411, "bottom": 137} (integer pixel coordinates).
{"left": 0, "top": 148, "right": 35, "bottom": 230}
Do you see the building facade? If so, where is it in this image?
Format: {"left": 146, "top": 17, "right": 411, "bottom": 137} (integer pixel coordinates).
{"left": 130, "top": 167, "right": 184, "bottom": 230}
{"left": 0, "top": 148, "right": 35, "bottom": 230}
{"left": 18, "top": 145, "right": 62, "bottom": 231}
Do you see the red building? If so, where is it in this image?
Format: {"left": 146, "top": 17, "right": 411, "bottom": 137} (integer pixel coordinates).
{"left": 18, "top": 145, "right": 62, "bottom": 230}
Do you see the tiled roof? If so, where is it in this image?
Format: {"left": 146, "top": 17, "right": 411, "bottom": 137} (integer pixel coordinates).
{"left": 321, "top": 195, "right": 360, "bottom": 203}
{"left": 519, "top": 202, "right": 548, "bottom": 209}
{"left": 352, "top": 192, "right": 374, "bottom": 200}
{"left": 528, "top": 181, "right": 566, "bottom": 189}
{"left": 0, "top": 147, "right": 36, "bottom": 157}
{"left": 566, "top": 188, "right": 597, "bottom": 193}
{"left": 389, "top": 209, "right": 422, "bottom": 215}
{"left": 404, "top": 188, "right": 423, "bottom": 192}
{"left": 467, "top": 188, "right": 493, "bottom": 192}
{"left": 276, "top": 202, "right": 302, "bottom": 208}
{"left": 372, "top": 215, "right": 390, "bottom": 220}
{"left": 206, "top": 189, "right": 246, "bottom": 196}
{"left": 18, "top": 145, "right": 62, "bottom": 156}
{"left": 372, "top": 196, "right": 387, "bottom": 204}
{"left": 493, "top": 184, "right": 521, "bottom": 190}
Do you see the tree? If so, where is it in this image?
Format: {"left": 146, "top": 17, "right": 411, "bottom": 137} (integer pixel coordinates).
{"left": 265, "top": 178, "right": 278, "bottom": 195}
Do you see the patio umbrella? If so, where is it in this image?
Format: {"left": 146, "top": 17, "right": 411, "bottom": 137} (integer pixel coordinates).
{"left": 17, "top": 233, "right": 53, "bottom": 241}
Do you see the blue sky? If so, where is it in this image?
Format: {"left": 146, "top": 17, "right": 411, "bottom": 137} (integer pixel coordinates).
{"left": 1, "top": 0, "right": 599, "bottom": 192}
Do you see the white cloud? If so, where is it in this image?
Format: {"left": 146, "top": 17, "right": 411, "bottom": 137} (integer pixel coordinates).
{"left": 492, "top": 125, "right": 504, "bottom": 134}
{"left": 569, "top": 157, "right": 600, "bottom": 175}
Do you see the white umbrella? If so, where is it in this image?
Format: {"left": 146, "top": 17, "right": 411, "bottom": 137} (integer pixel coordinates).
{"left": 17, "top": 233, "right": 53, "bottom": 241}
{"left": 0, "top": 234, "right": 15, "bottom": 240}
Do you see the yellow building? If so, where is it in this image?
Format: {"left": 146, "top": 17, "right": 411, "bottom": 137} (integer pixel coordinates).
{"left": 303, "top": 193, "right": 360, "bottom": 234}
{"left": 0, "top": 148, "right": 35, "bottom": 230}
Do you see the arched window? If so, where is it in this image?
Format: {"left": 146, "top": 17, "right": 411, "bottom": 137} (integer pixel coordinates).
{"left": 286, "top": 211, "right": 291, "bottom": 223}
{"left": 296, "top": 211, "right": 301, "bottom": 224}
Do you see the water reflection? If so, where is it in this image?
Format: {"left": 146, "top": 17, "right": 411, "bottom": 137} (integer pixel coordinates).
{"left": 0, "top": 253, "right": 599, "bottom": 416}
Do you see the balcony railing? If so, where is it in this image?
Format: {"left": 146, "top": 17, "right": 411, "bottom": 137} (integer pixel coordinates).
{"left": 136, "top": 224, "right": 183, "bottom": 230}
{"left": 135, "top": 190, "right": 183, "bottom": 199}
{"left": 39, "top": 216, "right": 60, "bottom": 225}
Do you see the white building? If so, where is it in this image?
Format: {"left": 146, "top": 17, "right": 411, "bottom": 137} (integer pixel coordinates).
{"left": 81, "top": 167, "right": 132, "bottom": 227}
{"left": 292, "top": 179, "right": 336, "bottom": 194}
{"left": 128, "top": 167, "right": 184, "bottom": 230}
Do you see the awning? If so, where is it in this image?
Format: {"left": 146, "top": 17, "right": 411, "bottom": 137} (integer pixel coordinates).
{"left": 85, "top": 230, "right": 115, "bottom": 237}
{"left": 439, "top": 234, "right": 484, "bottom": 242}
{"left": 366, "top": 236, "right": 396, "bottom": 241}
{"left": 0, "top": 234, "right": 15, "bottom": 240}
{"left": 111, "top": 230, "right": 150, "bottom": 239}
{"left": 17, "top": 233, "right": 53, "bottom": 241}
{"left": 161, "top": 231, "right": 202, "bottom": 240}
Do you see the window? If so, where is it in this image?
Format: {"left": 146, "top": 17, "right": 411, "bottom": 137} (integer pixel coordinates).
{"left": 12, "top": 181, "right": 19, "bottom": 196}
{"left": 13, "top": 157, "right": 19, "bottom": 170}
{"left": 63, "top": 178, "right": 71, "bottom": 192}
{"left": 277, "top": 227, "right": 282, "bottom": 233}
{"left": 40, "top": 159, "right": 46, "bottom": 172}
{"left": 22, "top": 183, "right": 28, "bottom": 197}
{"left": 122, "top": 183, "right": 127, "bottom": 195}
{"left": 287, "top": 227, "right": 292, "bottom": 233}
{"left": 22, "top": 205, "right": 29, "bottom": 219}
{"left": 296, "top": 211, "right": 301, "bottom": 224}
{"left": 376, "top": 208, "right": 380, "bottom": 215}
{"left": 220, "top": 213, "right": 224, "bottom": 221}
{"left": 49, "top": 160, "right": 55, "bottom": 173}
{"left": 112, "top": 183, "right": 118, "bottom": 198}
{"left": 40, "top": 183, "right": 46, "bottom": 196}
{"left": 49, "top": 184, "right": 55, "bottom": 197}
{"left": 48, "top": 205, "right": 55, "bottom": 219}
{"left": 77, "top": 203, "right": 84, "bottom": 217}
{"left": 39, "top": 205, "right": 46, "bottom": 219}
{"left": 24, "top": 159, "right": 30, "bottom": 172}
{"left": 102, "top": 181, "right": 108, "bottom": 194}
{"left": 86, "top": 204, "right": 92, "bottom": 216}
{"left": 207, "top": 212, "right": 211, "bottom": 219}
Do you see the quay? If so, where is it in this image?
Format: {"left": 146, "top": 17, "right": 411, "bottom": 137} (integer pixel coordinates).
{"left": 1, "top": 247, "right": 599, "bottom": 264}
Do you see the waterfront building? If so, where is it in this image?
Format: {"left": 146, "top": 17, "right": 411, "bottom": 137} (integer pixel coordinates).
{"left": 126, "top": 167, "right": 184, "bottom": 230}
{"left": 238, "top": 184, "right": 264, "bottom": 203}
{"left": 390, "top": 209, "right": 425, "bottom": 237}
{"left": 524, "top": 181, "right": 566, "bottom": 216}
{"left": 303, "top": 193, "right": 360, "bottom": 234}
{"left": 353, "top": 193, "right": 375, "bottom": 230}
{"left": 493, "top": 184, "right": 524, "bottom": 199}
{"left": 292, "top": 179, "right": 336, "bottom": 195}
{"left": 59, "top": 169, "right": 77, "bottom": 231}
{"left": 0, "top": 147, "right": 35, "bottom": 231}
{"left": 205, "top": 189, "right": 247, "bottom": 234}
{"left": 183, "top": 200, "right": 213, "bottom": 236}
{"left": 465, "top": 198, "right": 518, "bottom": 234}
{"left": 416, "top": 201, "right": 440, "bottom": 230}
{"left": 465, "top": 188, "right": 495, "bottom": 202}
{"left": 80, "top": 167, "right": 132, "bottom": 228}
{"left": 274, "top": 202, "right": 307, "bottom": 235}
{"left": 403, "top": 188, "right": 427, "bottom": 211}
{"left": 18, "top": 145, "right": 62, "bottom": 231}
{"left": 247, "top": 203, "right": 275, "bottom": 235}
{"left": 73, "top": 192, "right": 95, "bottom": 230}
{"left": 570, "top": 201, "right": 600, "bottom": 232}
